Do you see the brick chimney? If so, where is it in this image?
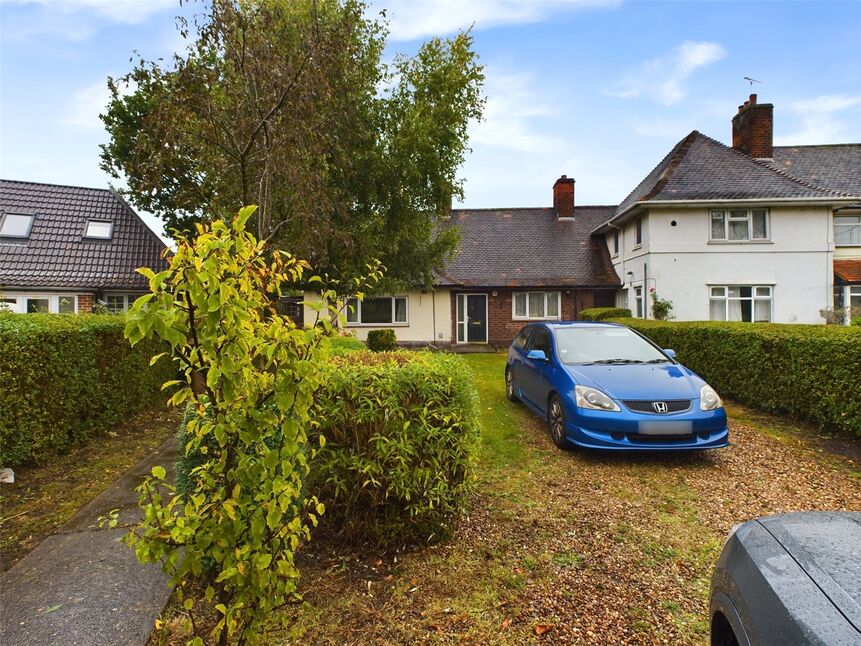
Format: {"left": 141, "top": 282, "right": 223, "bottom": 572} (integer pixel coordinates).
{"left": 732, "top": 93, "right": 773, "bottom": 159}
{"left": 553, "top": 175, "right": 575, "bottom": 218}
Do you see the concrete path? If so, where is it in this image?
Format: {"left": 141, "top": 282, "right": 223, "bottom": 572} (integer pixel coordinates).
{"left": 1, "top": 437, "right": 177, "bottom": 646}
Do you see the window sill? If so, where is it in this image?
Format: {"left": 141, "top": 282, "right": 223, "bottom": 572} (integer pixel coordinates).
{"left": 707, "top": 240, "right": 773, "bottom": 245}
{"left": 632, "top": 244, "right": 642, "bottom": 250}
{"left": 346, "top": 322, "right": 410, "bottom": 327}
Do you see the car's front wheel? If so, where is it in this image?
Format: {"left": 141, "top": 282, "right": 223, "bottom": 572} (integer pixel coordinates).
{"left": 548, "top": 394, "right": 571, "bottom": 449}
{"left": 505, "top": 367, "right": 519, "bottom": 402}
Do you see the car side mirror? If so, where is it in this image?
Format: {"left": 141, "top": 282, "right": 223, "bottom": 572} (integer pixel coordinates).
{"left": 526, "top": 349, "right": 548, "bottom": 362}
{"left": 663, "top": 349, "right": 677, "bottom": 359}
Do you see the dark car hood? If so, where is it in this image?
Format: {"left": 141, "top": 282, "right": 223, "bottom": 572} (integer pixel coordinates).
{"left": 758, "top": 512, "right": 861, "bottom": 632}
{"left": 564, "top": 363, "right": 703, "bottom": 400}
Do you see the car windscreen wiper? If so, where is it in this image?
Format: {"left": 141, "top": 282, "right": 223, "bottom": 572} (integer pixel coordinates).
{"left": 644, "top": 358, "right": 671, "bottom": 364}
{"left": 589, "top": 358, "right": 645, "bottom": 365}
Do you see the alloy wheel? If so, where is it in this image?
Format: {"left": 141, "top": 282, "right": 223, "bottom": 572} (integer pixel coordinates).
{"left": 550, "top": 399, "right": 564, "bottom": 443}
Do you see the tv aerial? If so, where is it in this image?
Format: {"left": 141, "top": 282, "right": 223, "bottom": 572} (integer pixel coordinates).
{"left": 744, "top": 76, "right": 762, "bottom": 86}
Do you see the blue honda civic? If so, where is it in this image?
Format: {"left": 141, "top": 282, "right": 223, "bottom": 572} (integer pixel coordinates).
{"left": 505, "top": 321, "right": 728, "bottom": 451}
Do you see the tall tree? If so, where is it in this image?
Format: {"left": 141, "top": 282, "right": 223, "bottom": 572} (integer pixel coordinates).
{"left": 100, "top": 0, "right": 484, "bottom": 289}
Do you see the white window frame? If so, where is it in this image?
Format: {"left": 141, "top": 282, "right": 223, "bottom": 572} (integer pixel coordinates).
{"left": 709, "top": 285, "right": 773, "bottom": 322}
{"left": 85, "top": 220, "right": 114, "bottom": 240}
{"left": 0, "top": 212, "right": 35, "bottom": 238}
{"left": 834, "top": 215, "right": 861, "bottom": 247}
{"left": 0, "top": 293, "right": 78, "bottom": 314}
{"left": 612, "top": 229, "right": 619, "bottom": 257}
{"left": 345, "top": 295, "right": 409, "bottom": 326}
{"left": 634, "top": 286, "right": 643, "bottom": 318}
{"left": 102, "top": 294, "right": 138, "bottom": 313}
{"left": 836, "top": 284, "right": 861, "bottom": 325}
{"left": 511, "top": 291, "right": 561, "bottom": 321}
{"left": 634, "top": 217, "right": 643, "bottom": 248}
{"left": 710, "top": 208, "right": 769, "bottom": 242}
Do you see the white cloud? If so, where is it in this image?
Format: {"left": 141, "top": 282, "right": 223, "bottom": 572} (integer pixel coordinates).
{"left": 469, "top": 70, "right": 560, "bottom": 153}
{"left": 605, "top": 40, "right": 726, "bottom": 106}
{"left": 775, "top": 94, "right": 861, "bottom": 145}
{"left": 371, "top": 0, "right": 619, "bottom": 41}
{"left": 1, "top": 0, "right": 177, "bottom": 24}
{"left": 62, "top": 78, "right": 137, "bottom": 130}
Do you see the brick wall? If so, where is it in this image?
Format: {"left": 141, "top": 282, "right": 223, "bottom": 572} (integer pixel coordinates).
{"left": 78, "top": 293, "right": 94, "bottom": 313}
{"left": 731, "top": 94, "right": 773, "bottom": 159}
{"left": 450, "top": 288, "right": 616, "bottom": 347}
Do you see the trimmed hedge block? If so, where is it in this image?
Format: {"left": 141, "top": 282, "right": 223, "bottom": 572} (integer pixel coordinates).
{"left": 0, "top": 313, "right": 175, "bottom": 466}
{"left": 614, "top": 318, "right": 861, "bottom": 436}
{"left": 579, "top": 307, "right": 632, "bottom": 321}
{"left": 312, "top": 351, "right": 481, "bottom": 545}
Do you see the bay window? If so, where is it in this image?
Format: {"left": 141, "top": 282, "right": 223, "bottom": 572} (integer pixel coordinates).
{"left": 346, "top": 296, "right": 408, "bottom": 325}
{"left": 710, "top": 208, "right": 769, "bottom": 241}
{"left": 709, "top": 285, "right": 772, "bottom": 322}
{"left": 512, "top": 291, "right": 560, "bottom": 320}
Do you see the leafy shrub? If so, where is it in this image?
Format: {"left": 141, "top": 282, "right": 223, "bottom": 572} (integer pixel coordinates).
{"left": 366, "top": 328, "right": 397, "bottom": 351}
{"left": 111, "top": 207, "right": 383, "bottom": 645}
{"left": 649, "top": 288, "right": 674, "bottom": 320}
{"left": 579, "top": 307, "right": 632, "bottom": 321}
{"left": 0, "top": 313, "right": 174, "bottom": 466}
{"left": 311, "top": 350, "right": 481, "bottom": 546}
{"left": 614, "top": 318, "right": 861, "bottom": 436}
{"left": 852, "top": 316, "right": 861, "bottom": 327}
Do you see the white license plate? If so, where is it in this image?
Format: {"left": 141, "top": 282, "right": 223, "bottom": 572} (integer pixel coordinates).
{"left": 638, "top": 420, "right": 693, "bottom": 435}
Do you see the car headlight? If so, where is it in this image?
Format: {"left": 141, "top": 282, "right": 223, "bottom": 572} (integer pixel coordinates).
{"left": 575, "top": 385, "right": 620, "bottom": 412}
{"left": 700, "top": 384, "right": 723, "bottom": 411}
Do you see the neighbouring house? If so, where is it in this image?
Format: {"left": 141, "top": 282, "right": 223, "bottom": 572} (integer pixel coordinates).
{"left": 593, "top": 94, "right": 861, "bottom": 325}
{"left": 315, "top": 93, "right": 860, "bottom": 346}
{"left": 0, "top": 180, "right": 169, "bottom": 313}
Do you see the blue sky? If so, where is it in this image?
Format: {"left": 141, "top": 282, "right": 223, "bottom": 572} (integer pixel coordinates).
{"left": 2, "top": 0, "right": 860, "bottom": 240}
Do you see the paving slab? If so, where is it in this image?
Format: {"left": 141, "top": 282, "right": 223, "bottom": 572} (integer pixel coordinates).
{"left": 1, "top": 436, "right": 177, "bottom": 646}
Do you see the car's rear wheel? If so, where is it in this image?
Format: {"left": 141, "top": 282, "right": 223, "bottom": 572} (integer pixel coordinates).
{"left": 505, "top": 368, "right": 519, "bottom": 402}
{"left": 548, "top": 395, "right": 570, "bottom": 449}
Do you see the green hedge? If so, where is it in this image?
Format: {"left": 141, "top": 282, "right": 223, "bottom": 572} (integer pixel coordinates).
{"left": 176, "top": 350, "right": 481, "bottom": 546}
{"left": 579, "top": 307, "right": 632, "bottom": 321}
{"left": 311, "top": 351, "right": 481, "bottom": 545}
{"left": 366, "top": 328, "right": 397, "bottom": 351}
{"left": 613, "top": 318, "right": 861, "bottom": 436}
{"left": 326, "top": 335, "right": 366, "bottom": 356}
{"left": 0, "top": 313, "right": 175, "bottom": 466}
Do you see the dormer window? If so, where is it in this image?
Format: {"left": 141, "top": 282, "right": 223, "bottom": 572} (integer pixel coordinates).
{"left": 0, "top": 212, "right": 35, "bottom": 238}
{"left": 85, "top": 220, "right": 113, "bottom": 239}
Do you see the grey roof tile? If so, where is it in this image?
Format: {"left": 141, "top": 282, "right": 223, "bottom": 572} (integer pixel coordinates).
{"left": 768, "top": 144, "right": 861, "bottom": 196}
{"left": 438, "top": 206, "right": 620, "bottom": 288}
{"left": 0, "top": 180, "right": 169, "bottom": 290}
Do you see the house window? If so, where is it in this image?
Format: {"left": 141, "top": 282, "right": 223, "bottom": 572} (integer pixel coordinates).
{"left": 26, "top": 298, "right": 50, "bottom": 313}
{"left": 635, "top": 217, "right": 643, "bottom": 246}
{"left": 634, "top": 286, "right": 643, "bottom": 318}
{"left": 835, "top": 215, "right": 861, "bottom": 246}
{"left": 612, "top": 230, "right": 619, "bottom": 256}
{"left": 104, "top": 294, "right": 136, "bottom": 313}
{"left": 346, "top": 296, "right": 408, "bottom": 325}
{"left": 512, "top": 292, "right": 560, "bottom": 320}
{"left": 58, "top": 295, "right": 77, "bottom": 313}
{"left": 710, "top": 208, "right": 769, "bottom": 241}
{"left": 85, "top": 220, "right": 113, "bottom": 239}
{"left": 0, "top": 293, "right": 79, "bottom": 314}
{"left": 0, "top": 213, "right": 35, "bottom": 238}
{"left": 709, "top": 285, "right": 772, "bottom": 322}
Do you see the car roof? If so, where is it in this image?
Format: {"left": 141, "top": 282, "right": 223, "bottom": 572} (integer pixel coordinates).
{"left": 549, "top": 321, "right": 625, "bottom": 328}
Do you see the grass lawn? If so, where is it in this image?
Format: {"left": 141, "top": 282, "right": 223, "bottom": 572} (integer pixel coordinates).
{"left": 0, "top": 405, "right": 182, "bottom": 572}
{"left": 151, "top": 352, "right": 861, "bottom": 645}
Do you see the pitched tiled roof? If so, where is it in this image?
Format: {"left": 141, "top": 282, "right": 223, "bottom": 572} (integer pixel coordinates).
{"left": 437, "top": 206, "right": 621, "bottom": 288}
{"left": 0, "top": 180, "right": 169, "bottom": 290}
{"left": 768, "top": 144, "right": 861, "bottom": 196}
{"left": 597, "top": 131, "right": 861, "bottom": 232}
{"left": 835, "top": 259, "right": 861, "bottom": 285}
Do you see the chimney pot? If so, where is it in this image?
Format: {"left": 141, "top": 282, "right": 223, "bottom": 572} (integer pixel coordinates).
{"left": 553, "top": 175, "right": 575, "bottom": 218}
{"left": 749, "top": 93, "right": 757, "bottom": 104}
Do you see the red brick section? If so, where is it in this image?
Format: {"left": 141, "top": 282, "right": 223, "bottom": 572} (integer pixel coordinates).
{"left": 553, "top": 175, "right": 575, "bottom": 218}
{"left": 450, "top": 289, "right": 615, "bottom": 347}
{"left": 78, "top": 293, "right": 94, "bottom": 313}
{"left": 732, "top": 93, "right": 773, "bottom": 159}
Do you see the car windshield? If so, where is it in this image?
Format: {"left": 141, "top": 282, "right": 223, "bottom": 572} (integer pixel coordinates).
{"left": 554, "top": 326, "right": 669, "bottom": 365}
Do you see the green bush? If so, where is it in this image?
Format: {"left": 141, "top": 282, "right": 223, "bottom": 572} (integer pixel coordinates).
{"left": 313, "top": 351, "right": 481, "bottom": 546}
{"left": 579, "top": 307, "right": 632, "bottom": 321}
{"left": 328, "top": 334, "right": 366, "bottom": 356}
{"left": 0, "top": 313, "right": 174, "bottom": 466}
{"left": 851, "top": 316, "right": 861, "bottom": 327}
{"left": 613, "top": 318, "right": 861, "bottom": 436}
{"left": 366, "top": 328, "right": 397, "bottom": 351}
